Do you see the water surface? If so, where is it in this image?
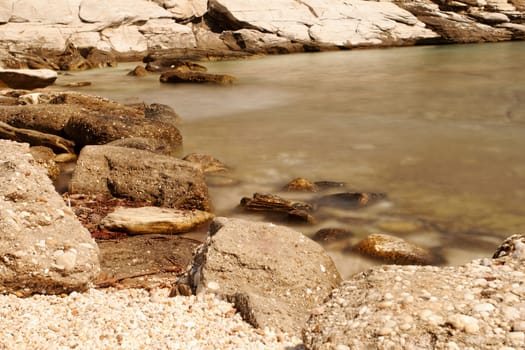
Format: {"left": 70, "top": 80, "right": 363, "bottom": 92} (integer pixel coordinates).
{"left": 56, "top": 42, "right": 525, "bottom": 274}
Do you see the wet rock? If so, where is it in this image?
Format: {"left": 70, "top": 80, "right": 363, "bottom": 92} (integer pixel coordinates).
{"left": 492, "top": 233, "right": 525, "bottom": 259}
{"left": 85, "top": 48, "right": 117, "bottom": 69}
{"left": 125, "top": 102, "right": 181, "bottom": 125}
{"left": 0, "top": 68, "right": 57, "bottom": 89}
{"left": 317, "top": 192, "right": 387, "bottom": 209}
{"left": 0, "top": 121, "right": 75, "bottom": 154}
{"left": 188, "top": 217, "right": 341, "bottom": 336}
{"left": 313, "top": 228, "right": 354, "bottom": 245}
{"left": 128, "top": 65, "right": 149, "bottom": 76}
{"left": 183, "top": 153, "right": 228, "bottom": 173}
{"left": 70, "top": 145, "right": 210, "bottom": 211}
{"left": 101, "top": 206, "right": 214, "bottom": 235}
{"left": 241, "top": 192, "right": 312, "bottom": 212}
{"left": 63, "top": 111, "right": 182, "bottom": 154}
{"left": 57, "top": 44, "right": 91, "bottom": 71}
{"left": 145, "top": 58, "right": 207, "bottom": 73}
{"left": 0, "top": 140, "right": 99, "bottom": 296}
{"left": 353, "top": 233, "right": 435, "bottom": 265}
{"left": 160, "top": 70, "right": 236, "bottom": 84}
{"left": 287, "top": 209, "right": 316, "bottom": 224}
{"left": 284, "top": 177, "right": 319, "bottom": 192}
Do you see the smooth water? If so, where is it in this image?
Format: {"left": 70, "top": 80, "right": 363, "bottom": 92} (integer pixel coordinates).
{"left": 56, "top": 42, "right": 525, "bottom": 272}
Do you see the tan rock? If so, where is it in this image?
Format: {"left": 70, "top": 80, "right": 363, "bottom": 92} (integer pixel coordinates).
{"left": 101, "top": 206, "right": 214, "bottom": 235}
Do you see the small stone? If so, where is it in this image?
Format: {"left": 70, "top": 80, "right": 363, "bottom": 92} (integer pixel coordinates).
{"left": 446, "top": 314, "right": 479, "bottom": 333}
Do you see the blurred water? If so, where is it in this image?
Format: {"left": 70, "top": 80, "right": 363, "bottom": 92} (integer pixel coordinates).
{"left": 56, "top": 42, "right": 525, "bottom": 270}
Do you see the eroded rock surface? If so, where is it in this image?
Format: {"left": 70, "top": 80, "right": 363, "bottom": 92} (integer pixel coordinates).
{"left": 303, "top": 234, "right": 525, "bottom": 349}
{"left": 188, "top": 217, "right": 341, "bottom": 336}
{"left": 0, "top": 140, "right": 100, "bottom": 296}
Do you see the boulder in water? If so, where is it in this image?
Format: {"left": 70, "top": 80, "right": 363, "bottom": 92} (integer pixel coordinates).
{"left": 0, "top": 68, "right": 57, "bottom": 89}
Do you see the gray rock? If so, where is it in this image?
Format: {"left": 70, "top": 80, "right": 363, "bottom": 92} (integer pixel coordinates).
{"left": 188, "top": 217, "right": 341, "bottom": 336}
{"left": 303, "top": 235, "right": 525, "bottom": 349}
{"left": 70, "top": 145, "right": 211, "bottom": 211}
{"left": 0, "top": 69, "right": 57, "bottom": 89}
{"left": 0, "top": 140, "right": 99, "bottom": 296}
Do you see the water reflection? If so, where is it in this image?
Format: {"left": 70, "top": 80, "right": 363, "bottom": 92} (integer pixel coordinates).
{"left": 55, "top": 42, "right": 525, "bottom": 271}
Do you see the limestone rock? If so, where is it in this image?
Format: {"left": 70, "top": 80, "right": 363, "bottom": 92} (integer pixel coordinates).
{"left": 70, "top": 145, "right": 210, "bottom": 211}
{"left": 11, "top": 0, "right": 79, "bottom": 25}
{"left": 101, "top": 206, "right": 214, "bottom": 235}
{"left": 0, "top": 69, "right": 57, "bottom": 89}
{"left": 100, "top": 26, "right": 148, "bottom": 54}
{"left": 0, "top": 140, "right": 99, "bottom": 296}
{"left": 160, "top": 70, "right": 236, "bottom": 84}
{"left": 188, "top": 217, "right": 341, "bottom": 336}
{"left": 79, "top": 0, "right": 172, "bottom": 25}
{"left": 221, "top": 29, "right": 303, "bottom": 54}
{"left": 164, "top": 0, "right": 207, "bottom": 21}
{"left": 139, "top": 19, "right": 197, "bottom": 50}
{"left": 303, "top": 237, "right": 525, "bottom": 349}
{"left": 29, "top": 146, "right": 60, "bottom": 181}
{"left": 0, "top": 0, "right": 12, "bottom": 24}
{"left": 353, "top": 233, "right": 436, "bottom": 265}
{"left": 0, "top": 23, "right": 67, "bottom": 52}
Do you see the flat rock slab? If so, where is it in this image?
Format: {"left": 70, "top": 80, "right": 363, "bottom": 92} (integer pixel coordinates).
{"left": 188, "top": 217, "right": 341, "bottom": 336}
{"left": 0, "top": 140, "right": 99, "bottom": 296}
{"left": 101, "top": 206, "right": 214, "bottom": 235}
{"left": 0, "top": 69, "right": 57, "bottom": 89}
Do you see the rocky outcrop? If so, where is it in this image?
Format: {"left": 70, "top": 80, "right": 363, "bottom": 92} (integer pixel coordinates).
{"left": 303, "top": 234, "right": 525, "bottom": 349}
{"left": 0, "top": 69, "right": 57, "bottom": 89}
{"left": 70, "top": 145, "right": 211, "bottom": 211}
{"left": 188, "top": 217, "right": 341, "bottom": 336}
{"left": 1, "top": 0, "right": 523, "bottom": 67}
{"left": 0, "top": 140, "right": 100, "bottom": 296}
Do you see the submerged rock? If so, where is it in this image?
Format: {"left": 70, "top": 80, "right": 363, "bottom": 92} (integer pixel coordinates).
{"left": 188, "top": 217, "right": 341, "bottom": 336}
{"left": 284, "top": 177, "right": 319, "bottom": 192}
{"left": 0, "top": 68, "right": 57, "bottom": 89}
{"left": 160, "top": 70, "right": 236, "bottom": 84}
{"left": 183, "top": 153, "right": 228, "bottom": 173}
{"left": 317, "top": 191, "right": 387, "bottom": 209}
{"left": 101, "top": 206, "right": 214, "bottom": 235}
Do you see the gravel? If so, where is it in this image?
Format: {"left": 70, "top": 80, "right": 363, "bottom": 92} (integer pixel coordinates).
{"left": 0, "top": 288, "right": 304, "bottom": 349}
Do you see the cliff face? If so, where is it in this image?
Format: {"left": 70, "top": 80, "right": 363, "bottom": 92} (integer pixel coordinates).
{"left": 0, "top": 0, "right": 524, "bottom": 66}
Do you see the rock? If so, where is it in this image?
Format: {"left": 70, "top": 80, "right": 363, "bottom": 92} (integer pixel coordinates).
{"left": 79, "top": 0, "right": 172, "bottom": 25}
{"left": 63, "top": 109, "right": 182, "bottom": 154}
{"left": 284, "top": 178, "right": 319, "bottom": 192}
{"left": 128, "top": 65, "right": 149, "bottom": 76}
{"left": 303, "top": 237, "right": 525, "bottom": 349}
{"left": 69, "top": 145, "right": 210, "bottom": 211}
{"left": 376, "top": 219, "right": 424, "bottom": 234}
{"left": 183, "top": 153, "right": 228, "bottom": 173}
{"left": 0, "top": 121, "right": 76, "bottom": 154}
{"left": 145, "top": 58, "right": 207, "bottom": 73}
{"left": 63, "top": 81, "right": 92, "bottom": 88}
{"left": 164, "top": 0, "right": 207, "bottom": 21}
{"left": 101, "top": 206, "right": 214, "bottom": 235}
{"left": 492, "top": 233, "right": 525, "bottom": 259}
{"left": 0, "top": 140, "right": 99, "bottom": 296}
{"left": 125, "top": 102, "right": 181, "bottom": 125}
{"left": 10, "top": 0, "right": 79, "bottom": 25}
{"left": 353, "top": 233, "right": 436, "bottom": 265}
{"left": 106, "top": 137, "right": 177, "bottom": 155}
{"left": 221, "top": 29, "right": 304, "bottom": 54}
{"left": 317, "top": 192, "right": 387, "bottom": 209}
{"left": 100, "top": 26, "right": 148, "bottom": 54}
{"left": 0, "top": 23, "right": 67, "bottom": 52}
{"left": 469, "top": 10, "right": 510, "bottom": 24}
{"left": 312, "top": 228, "right": 354, "bottom": 245}
{"left": 0, "top": 1, "right": 12, "bottom": 24}
{"left": 240, "top": 192, "right": 313, "bottom": 213}
{"left": 160, "top": 70, "right": 236, "bottom": 84}
{"left": 29, "top": 146, "right": 60, "bottom": 181}
{"left": 0, "top": 69, "right": 57, "bottom": 89}
{"left": 139, "top": 19, "right": 197, "bottom": 50}
{"left": 85, "top": 48, "right": 118, "bottom": 69}
{"left": 188, "top": 217, "right": 341, "bottom": 336}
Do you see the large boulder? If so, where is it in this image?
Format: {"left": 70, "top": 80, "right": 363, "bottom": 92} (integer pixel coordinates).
{"left": 0, "top": 69, "right": 57, "bottom": 89}
{"left": 303, "top": 234, "right": 525, "bottom": 349}
{"left": 164, "top": 0, "right": 208, "bottom": 21}
{"left": 139, "top": 19, "right": 197, "bottom": 50}
{"left": 69, "top": 145, "right": 210, "bottom": 211}
{"left": 0, "top": 140, "right": 100, "bottom": 296}
{"left": 10, "top": 0, "right": 79, "bottom": 25}
{"left": 79, "top": 0, "right": 172, "bottom": 25}
{"left": 188, "top": 217, "right": 341, "bottom": 336}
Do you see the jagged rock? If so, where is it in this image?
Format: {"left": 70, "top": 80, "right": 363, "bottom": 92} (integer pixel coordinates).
{"left": 188, "top": 217, "right": 341, "bottom": 336}
{"left": 353, "top": 233, "right": 436, "bottom": 265}
{"left": 284, "top": 178, "right": 319, "bottom": 192}
{"left": 70, "top": 145, "right": 210, "bottom": 211}
{"left": 0, "top": 140, "right": 99, "bottom": 296}
{"left": 240, "top": 192, "right": 312, "bottom": 213}
{"left": 160, "top": 70, "right": 236, "bottom": 84}
{"left": 0, "top": 69, "right": 57, "bottom": 89}
{"left": 303, "top": 236, "right": 525, "bottom": 349}
{"left": 101, "top": 206, "right": 214, "bottom": 235}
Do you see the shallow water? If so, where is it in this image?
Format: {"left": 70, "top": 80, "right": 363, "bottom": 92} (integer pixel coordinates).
{"left": 55, "top": 42, "right": 525, "bottom": 273}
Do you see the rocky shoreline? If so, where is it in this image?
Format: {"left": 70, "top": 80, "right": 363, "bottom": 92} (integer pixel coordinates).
{"left": 1, "top": 0, "right": 525, "bottom": 70}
